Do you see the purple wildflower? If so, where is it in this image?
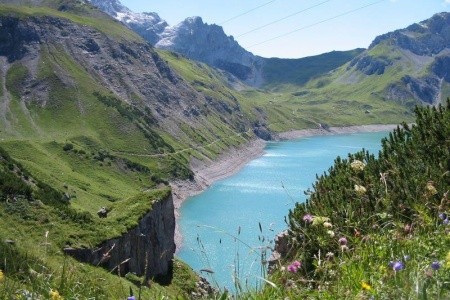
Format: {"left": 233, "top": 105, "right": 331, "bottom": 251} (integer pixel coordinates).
{"left": 439, "top": 213, "right": 447, "bottom": 220}
{"left": 444, "top": 218, "right": 449, "bottom": 225}
{"left": 431, "top": 261, "right": 441, "bottom": 271}
{"left": 303, "top": 214, "right": 313, "bottom": 223}
{"left": 392, "top": 261, "right": 404, "bottom": 271}
{"left": 127, "top": 296, "right": 136, "bottom": 300}
{"left": 287, "top": 260, "right": 301, "bottom": 273}
{"left": 338, "top": 237, "right": 348, "bottom": 246}
{"left": 287, "top": 264, "right": 298, "bottom": 273}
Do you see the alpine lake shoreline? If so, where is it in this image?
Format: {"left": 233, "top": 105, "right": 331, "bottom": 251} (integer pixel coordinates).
{"left": 170, "top": 123, "right": 400, "bottom": 251}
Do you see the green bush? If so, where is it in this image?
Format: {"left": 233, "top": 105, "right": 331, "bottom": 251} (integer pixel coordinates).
{"left": 260, "top": 99, "right": 450, "bottom": 299}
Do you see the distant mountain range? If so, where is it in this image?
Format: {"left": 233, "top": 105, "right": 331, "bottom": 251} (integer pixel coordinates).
{"left": 87, "top": 1, "right": 450, "bottom": 106}
{"left": 87, "top": 0, "right": 361, "bottom": 87}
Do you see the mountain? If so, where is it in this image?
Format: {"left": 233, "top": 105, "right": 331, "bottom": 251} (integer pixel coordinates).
{"left": 87, "top": 0, "right": 360, "bottom": 88}
{"left": 289, "top": 12, "right": 450, "bottom": 109}
{"left": 155, "top": 16, "right": 265, "bottom": 86}
{"left": 87, "top": 0, "right": 265, "bottom": 85}
{"left": 346, "top": 12, "right": 450, "bottom": 106}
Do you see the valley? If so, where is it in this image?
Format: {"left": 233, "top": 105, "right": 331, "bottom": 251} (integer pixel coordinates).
{"left": 0, "top": 0, "right": 448, "bottom": 299}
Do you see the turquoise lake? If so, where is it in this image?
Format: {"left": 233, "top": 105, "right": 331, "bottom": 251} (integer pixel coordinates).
{"left": 178, "top": 131, "right": 388, "bottom": 291}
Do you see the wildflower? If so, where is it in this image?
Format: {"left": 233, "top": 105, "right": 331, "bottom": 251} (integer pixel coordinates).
{"left": 426, "top": 182, "right": 438, "bottom": 196}
{"left": 444, "top": 218, "right": 449, "bottom": 225}
{"left": 439, "top": 213, "right": 447, "bottom": 220}
{"left": 390, "top": 261, "right": 404, "bottom": 272}
{"left": 350, "top": 160, "right": 366, "bottom": 172}
{"left": 361, "top": 281, "right": 372, "bottom": 291}
{"left": 338, "top": 237, "right": 348, "bottom": 246}
{"left": 431, "top": 261, "right": 441, "bottom": 271}
{"left": 127, "top": 297, "right": 136, "bottom": 300}
{"left": 312, "top": 216, "right": 330, "bottom": 226}
{"left": 292, "top": 260, "right": 301, "bottom": 268}
{"left": 327, "top": 230, "right": 335, "bottom": 237}
{"left": 354, "top": 184, "right": 367, "bottom": 196}
{"left": 287, "top": 265, "right": 298, "bottom": 273}
{"left": 323, "top": 222, "right": 333, "bottom": 228}
{"left": 287, "top": 260, "right": 301, "bottom": 273}
{"left": 50, "top": 289, "right": 63, "bottom": 300}
{"left": 403, "top": 255, "right": 410, "bottom": 261}
{"left": 0, "top": 269, "right": 4, "bottom": 282}
{"left": 303, "top": 214, "right": 313, "bottom": 223}
{"left": 325, "top": 252, "right": 334, "bottom": 260}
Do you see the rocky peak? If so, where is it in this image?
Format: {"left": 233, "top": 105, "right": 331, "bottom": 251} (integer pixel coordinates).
{"left": 156, "top": 16, "right": 264, "bottom": 84}
{"left": 87, "top": 0, "right": 168, "bottom": 44}
{"left": 369, "top": 12, "right": 450, "bottom": 56}
{"left": 87, "top": 0, "right": 128, "bottom": 17}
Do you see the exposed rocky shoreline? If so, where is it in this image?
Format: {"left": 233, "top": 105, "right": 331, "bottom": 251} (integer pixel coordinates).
{"left": 170, "top": 124, "right": 400, "bottom": 250}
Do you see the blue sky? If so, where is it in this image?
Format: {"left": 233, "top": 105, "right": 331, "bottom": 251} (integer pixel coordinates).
{"left": 121, "top": 0, "right": 450, "bottom": 58}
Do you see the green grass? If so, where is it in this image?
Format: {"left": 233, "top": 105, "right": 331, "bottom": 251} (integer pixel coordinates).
{"left": 262, "top": 49, "right": 364, "bottom": 90}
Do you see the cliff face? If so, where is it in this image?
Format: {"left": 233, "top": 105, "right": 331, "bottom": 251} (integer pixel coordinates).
{"left": 65, "top": 193, "right": 176, "bottom": 282}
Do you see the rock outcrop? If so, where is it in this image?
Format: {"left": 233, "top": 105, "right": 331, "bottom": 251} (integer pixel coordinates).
{"left": 65, "top": 192, "right": 176, "bottom": 283}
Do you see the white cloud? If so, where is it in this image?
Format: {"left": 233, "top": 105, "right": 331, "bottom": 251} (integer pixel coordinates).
{"left": 445, "top": 0, "right": 450, "bottom": 5}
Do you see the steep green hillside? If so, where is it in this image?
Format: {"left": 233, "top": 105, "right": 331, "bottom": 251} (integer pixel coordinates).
{"left": 0, "top": 146, "right": 199, "bottom": 298}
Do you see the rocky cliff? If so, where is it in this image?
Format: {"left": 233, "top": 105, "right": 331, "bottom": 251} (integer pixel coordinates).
{"left": 65, "top": 191, "right": 176, "bottom": 283}
{"left": 155, "top": 16, "right": 264, "bottom": 86}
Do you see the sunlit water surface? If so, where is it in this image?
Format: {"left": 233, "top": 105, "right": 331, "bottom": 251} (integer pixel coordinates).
{"left": 178, "top": 132, "right": 388, "bottom": 291}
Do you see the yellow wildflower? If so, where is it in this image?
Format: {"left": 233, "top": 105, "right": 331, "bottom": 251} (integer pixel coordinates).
{"left": 426, "top": 181, "right": 438, "bottom": 196}
{"left": 350, "top": 160, "right": 366, "bottom": 172}
{"left": 354, "top": 184, "right": 367, "bottom": 196}
{"left": 49, "top": 289, "right": 64, "bottom": 300}
{"left": 0, "top": 269, "right": 4, "bottom": 282}
{"left": 361, "top": 281, "right": 372, "bottom": 291}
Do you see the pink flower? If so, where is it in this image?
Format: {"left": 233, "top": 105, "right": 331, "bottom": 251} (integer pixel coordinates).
{"left": 287, "top": 260, "right": 301, "bottom": 273}
{"left": 287, "top": 264, "right": 298, "bottom": 273}
{"left": 303, "top": 214, "right": 313, "bottom": 223}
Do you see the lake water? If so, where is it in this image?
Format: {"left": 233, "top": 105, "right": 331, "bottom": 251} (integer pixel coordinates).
{"left": 177, "top": 131, "right": 388, "bottom": 291}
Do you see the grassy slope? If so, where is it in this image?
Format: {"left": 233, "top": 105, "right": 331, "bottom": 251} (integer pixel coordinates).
{"left": 158, "top": 49, "right": 414, "bottom": 134}
{"left": 262, "top": 49, "right": 364, "bottom": 90}
{"left": 0, "top": 4, "right": 202, "bottom": 298}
